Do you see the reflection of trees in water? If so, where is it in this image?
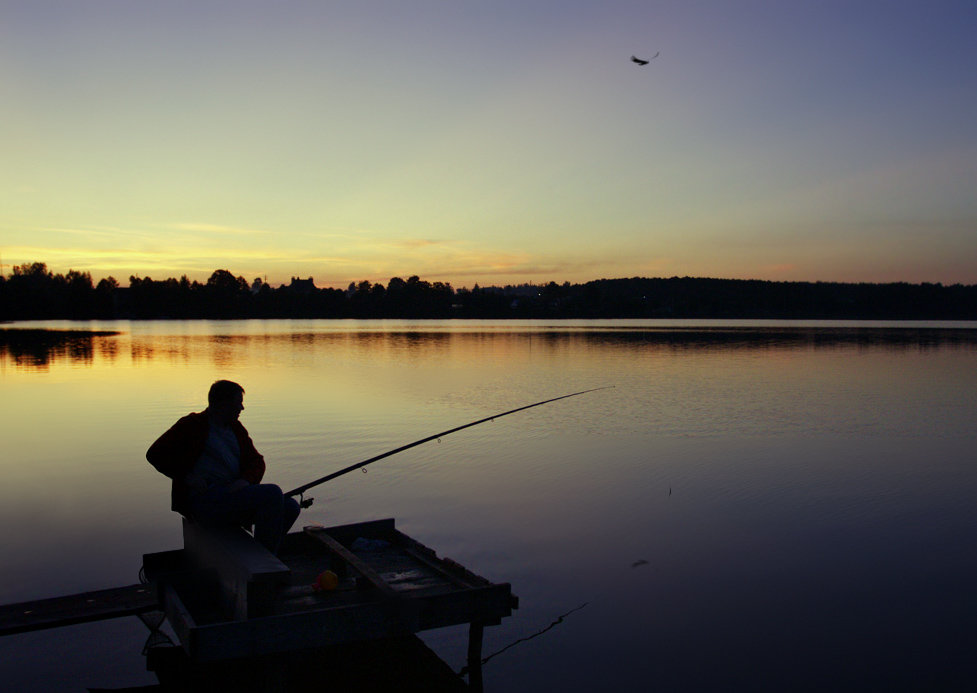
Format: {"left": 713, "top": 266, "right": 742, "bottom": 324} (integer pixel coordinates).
{"left": 129, "top": 341, "right": 157, "bottom": 363}
{"left": 275, "top": 327, "right": 977, "bottom": 355}
{"left": 130, "top": 339, "right": 193, "bottom": 365}
{"left": 212, "top": 336, "right": 236, "bottom": 367}
{"left": 574, "top": 327, "right": 977, "bottom": 352}
{"left": 99, "top": 338, "right": 120, "bottom": 361}
{"left": 276, "top": 327, "right": 977, "bottom": 352}
{"left": 129, "top": 335, "right": 259, "bottom": 366}
{"left": 3, "top": 327, "right": 975, "bottom": 370}
{"left": 0, "top": 329, "right": 119, "bottom": 370}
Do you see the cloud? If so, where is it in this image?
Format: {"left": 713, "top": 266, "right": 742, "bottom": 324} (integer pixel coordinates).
{"left": 36, "top": 225, "right": 152, "bottom": 241}
{"left": 166, "top": 222, "right": 269, "bottom": 236}
{"left": 397, "top": 238, "right": 452, "bottom": 249}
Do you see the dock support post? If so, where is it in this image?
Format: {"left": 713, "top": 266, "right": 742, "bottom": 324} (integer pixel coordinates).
{"left": 467, "top": 621, "right": 484, "bottom": 693}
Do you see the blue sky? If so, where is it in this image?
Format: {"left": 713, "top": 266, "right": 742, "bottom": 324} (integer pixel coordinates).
{"left": 2, "top": 1, "right": 975, "bottom": 287}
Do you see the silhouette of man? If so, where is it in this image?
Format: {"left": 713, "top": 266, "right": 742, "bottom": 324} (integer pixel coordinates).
{"left": 147, "top": 380, "right": 300, "bottom": 554}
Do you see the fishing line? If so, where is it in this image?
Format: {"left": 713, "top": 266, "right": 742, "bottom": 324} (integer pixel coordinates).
{"left": 457, "top": 555, "right": 654, "bottom": 677}
{"left": 459, "top": 601, "right": 591, "bottom": 677}
{"left": 457, "top": 485, "right": 678, "bottom": 675}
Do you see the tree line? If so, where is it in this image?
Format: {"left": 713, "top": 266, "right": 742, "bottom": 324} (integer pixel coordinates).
{"left": 1, "top": 262, "right": 975, "bottom": 320}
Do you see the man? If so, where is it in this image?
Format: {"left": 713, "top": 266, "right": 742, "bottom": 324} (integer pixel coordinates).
{"left": 147, "top": 380, "right": 300, "bottom": 554}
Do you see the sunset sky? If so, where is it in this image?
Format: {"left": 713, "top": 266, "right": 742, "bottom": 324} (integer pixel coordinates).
{"left": 2, "top": 1, "right": 976, "bottom": 289}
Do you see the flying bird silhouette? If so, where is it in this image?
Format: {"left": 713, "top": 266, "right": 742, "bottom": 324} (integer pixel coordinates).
{"left": 631, "top": 52, "right": 659, "bottom": 65}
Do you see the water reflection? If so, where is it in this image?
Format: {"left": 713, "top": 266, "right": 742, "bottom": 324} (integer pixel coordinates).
{"left": 577, "top": 326, "right": 977, "bottom": 351}
{"left": 3, "top": 323, "right": 977, "bottom": 371}
{"left": 0, "top": 328, "right": 119, "bottom": 370}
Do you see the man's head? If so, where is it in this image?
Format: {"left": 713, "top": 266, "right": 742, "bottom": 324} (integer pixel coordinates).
{"left": 207, "top": 380, "right": 245, "bottom": 425}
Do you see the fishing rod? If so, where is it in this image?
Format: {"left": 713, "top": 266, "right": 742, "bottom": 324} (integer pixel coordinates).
{"left": 286, "top": 386, "right": 613, "bottom": 508}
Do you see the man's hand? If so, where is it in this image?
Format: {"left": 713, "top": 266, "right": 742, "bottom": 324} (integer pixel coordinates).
{"left": 227, "top": 479, "right": 251, "bottom": 493}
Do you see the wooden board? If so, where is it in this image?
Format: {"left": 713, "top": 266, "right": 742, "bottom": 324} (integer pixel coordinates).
{"left": 0, "top": 584, "right": 158, "bottom": 636}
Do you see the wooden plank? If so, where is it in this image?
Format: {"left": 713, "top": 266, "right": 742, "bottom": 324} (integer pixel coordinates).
{"left": 186, "top": 599, "right": 406, "bottom": 661}
{"left": 168, "top": 578, "right": 514, "bottom": 662}
{"left": 393, "top": 529, "right": 496, "bottom": 588}
{"left": 0, "top": 584, "right": 157, "bottom": 636}
{"left": 303, "top": 527, "right": 400, "bottom": 600}
{"left": 413, "top": 584, "right": 516, "bottom": 630}
{"left": 400, "top": 545, "right": 478, "bottom": 589}
{"left": 310, "top": 517, "right": 396, "bottom": 541}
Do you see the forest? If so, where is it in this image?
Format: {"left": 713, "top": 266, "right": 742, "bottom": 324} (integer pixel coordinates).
{"left": 2, "top": 262, "right": 975, "bottom": 320}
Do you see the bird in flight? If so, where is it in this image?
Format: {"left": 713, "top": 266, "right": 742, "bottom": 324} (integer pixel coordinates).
{"left": 631, "top": 52, "right": 659, "bottom": 66}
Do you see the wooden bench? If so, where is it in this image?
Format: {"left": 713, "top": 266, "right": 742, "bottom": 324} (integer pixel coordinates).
{"left": 181, "top": 519, "right": 290, "bottom": 620}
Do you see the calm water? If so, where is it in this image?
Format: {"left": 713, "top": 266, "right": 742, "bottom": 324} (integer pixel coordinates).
{"left": 1, "top": 319, "right": 975, "bottom": 692}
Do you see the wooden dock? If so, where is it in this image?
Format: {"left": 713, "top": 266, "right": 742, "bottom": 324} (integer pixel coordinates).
{"left": 1, "top": 518, "right": 517, "bottom": 691}
{"left": 144, "top": 518, "right": 517, "bottom": 689}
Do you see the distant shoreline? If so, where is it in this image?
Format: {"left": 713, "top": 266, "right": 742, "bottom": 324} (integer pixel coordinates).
{"left": 3, "top": 265, "right": 976, "bottom": 321}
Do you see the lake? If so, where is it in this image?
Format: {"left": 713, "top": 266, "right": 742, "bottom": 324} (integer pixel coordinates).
{"left": 1, "top": 319, "right": 975, "bottom": 692}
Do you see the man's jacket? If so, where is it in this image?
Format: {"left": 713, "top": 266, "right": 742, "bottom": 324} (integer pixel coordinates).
{"left": 146, "top": 411, "right": 266, "bottom": 514}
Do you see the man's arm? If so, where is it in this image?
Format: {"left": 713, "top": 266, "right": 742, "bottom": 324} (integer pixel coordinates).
{"left": 234, "top": 423, "right": 266, "bottom": 484}
{"left": 146, "top": 414, "right": 205, "bottom": 480}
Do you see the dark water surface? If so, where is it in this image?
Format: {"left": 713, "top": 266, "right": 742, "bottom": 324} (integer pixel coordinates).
{"left": 1, "top": 320, "right": 975, "bottom": 691}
